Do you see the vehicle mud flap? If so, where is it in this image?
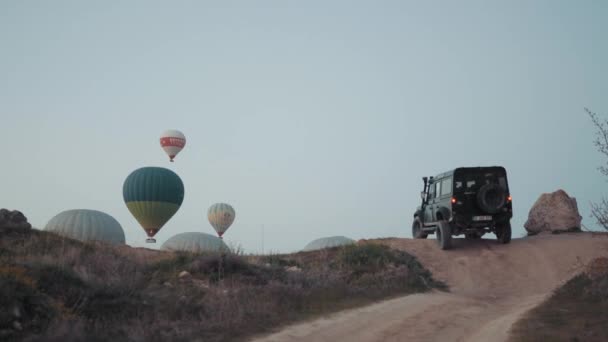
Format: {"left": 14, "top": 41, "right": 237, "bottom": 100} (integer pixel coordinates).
{"left": 412, "top": 217, "right": 428, "bottom": 239}
{"left": 496, "top": 223, "right": 512, "bottom": 244}
{"left": 436, "top": 220, "right": 452, "bottom": 250}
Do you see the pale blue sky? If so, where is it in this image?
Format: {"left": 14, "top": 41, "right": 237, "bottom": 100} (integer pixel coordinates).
{"left": 1, "top": 1, "right": 607, "bottom": 252}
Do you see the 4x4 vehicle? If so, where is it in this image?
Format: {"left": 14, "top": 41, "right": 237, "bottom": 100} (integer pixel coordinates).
{"left": 413, "top": 166, "right": 512, "bottom": 250}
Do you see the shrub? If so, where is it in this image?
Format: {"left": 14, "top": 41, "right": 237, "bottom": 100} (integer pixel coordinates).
{"left": 0, "top": 265, "right": 56, "bottom": 341}
{"left": 260, "top": 254, "right": 300, "bottom": 268}
{"left": 23, "top": 263, "right": 88, "bottom": 308}
{"left": 338, "top": 243, "right": 446, "bottom": 291}
{"left": 0, "top": 229, "right": 445, "bottom": 341}
{"left": 510, "top": 270, "right": 608, "bottom": 342}
{"left": 338, "top": 243, "right": 397, "bottom": 270}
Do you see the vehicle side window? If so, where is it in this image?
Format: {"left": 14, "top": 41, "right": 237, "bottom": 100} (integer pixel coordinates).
{"left": 429, "top": 182, "right": 436, "bottom": 198}
{"left": 441, "top": 177, "right": 452, "bottom": 196}
{"left": 435, "top": 182, "right": 441, "bottom": 198}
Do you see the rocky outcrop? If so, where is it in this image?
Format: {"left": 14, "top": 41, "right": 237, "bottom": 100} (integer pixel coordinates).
{"left": 524, "top": 190, "right": 582, "bottom": 235}
{"left": 0, "top": 209, "right": 31, "bottom": 231}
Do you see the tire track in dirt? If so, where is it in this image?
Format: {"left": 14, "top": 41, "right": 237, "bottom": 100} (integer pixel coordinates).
{"left": 251, "top": 233, "right": 608, "bottom": 342}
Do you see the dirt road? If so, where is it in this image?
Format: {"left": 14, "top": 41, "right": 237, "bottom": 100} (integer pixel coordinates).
{"left": 251, "top": 233, "right": 608, "bottom": 342}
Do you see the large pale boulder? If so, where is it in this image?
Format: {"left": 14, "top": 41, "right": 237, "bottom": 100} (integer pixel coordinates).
{"left": 524, "top": 190, "right": 582, "bottom": 234}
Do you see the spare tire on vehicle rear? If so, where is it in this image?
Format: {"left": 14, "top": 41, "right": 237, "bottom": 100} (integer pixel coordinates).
{"left": 477, "top": 183, "right": 506, "bottom": 214}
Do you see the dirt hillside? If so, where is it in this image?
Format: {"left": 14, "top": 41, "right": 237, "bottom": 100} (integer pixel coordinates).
{"left": 251, "top": 233, "right": 608, "bottom": 342}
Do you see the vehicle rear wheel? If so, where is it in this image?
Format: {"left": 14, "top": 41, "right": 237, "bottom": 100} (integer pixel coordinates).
{"left": 436, "top": 220, "right": 452, "bottom": 250}
{"left": 496, "top": 223, "right": 512, "bottom": 244}
{"left": 412, "top": 217, "right": 428, "bottom": 239}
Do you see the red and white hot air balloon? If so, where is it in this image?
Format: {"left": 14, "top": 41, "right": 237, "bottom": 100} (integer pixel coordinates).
{"left": 160, "top": 130, "right": 186, "bottom": 162}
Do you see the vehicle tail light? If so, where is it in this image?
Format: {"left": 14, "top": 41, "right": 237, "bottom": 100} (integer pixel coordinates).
{"left": 451, "top": 197, "right": 457, "bottom": 204}
{"left": 507, "top": 195, "right": 512, "bottom": 202}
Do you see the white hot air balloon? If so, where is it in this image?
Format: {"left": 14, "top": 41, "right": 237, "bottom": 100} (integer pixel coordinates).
{"left": 207, "top": 203, "right": 235, "bottom": 239}
{"left": 160, "top": 129, "right": 186, "bottom": 162}
{"left": 161, "top": 232, "right": 230, "bottom": 253}
{"left": 302, "top": 236, "right": 355, "bottom": 251}
{"left": 45, "top": 209, "right": 126, "bottom": 244}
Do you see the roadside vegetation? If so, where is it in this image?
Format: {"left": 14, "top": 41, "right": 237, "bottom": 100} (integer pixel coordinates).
{"left": 509, "top": 257, "right": 608, "bottom": 342}
{"left": 0, "top": 227, "right": 444, "bottom": 342}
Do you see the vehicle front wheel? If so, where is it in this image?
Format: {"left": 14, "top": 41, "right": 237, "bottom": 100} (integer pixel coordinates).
{"left": 436, "top": 220, "right": 452, "bottom": 250}
{"left": 495, "top": 223, "right": 512, "bottom": 244}
{"left": 412, "top": 217, "right": 428, "bottom": 239}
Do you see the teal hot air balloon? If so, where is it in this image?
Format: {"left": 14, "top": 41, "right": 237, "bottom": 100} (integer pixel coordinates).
{"left": 207, "top": 203, "right": 235, "bottom": 238}
{"left": 123, "top": 167, "right": 184, "bottom": 243}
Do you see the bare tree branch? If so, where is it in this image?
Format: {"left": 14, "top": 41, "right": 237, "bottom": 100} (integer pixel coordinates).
{"left": 586, "top": 108, "right": 608, "bottom": 231}
{"left": 590, "top": 199, "right": 608, "bottom": 231}
{"left": 586, "top": 108, "right": 608, "bottom": 177}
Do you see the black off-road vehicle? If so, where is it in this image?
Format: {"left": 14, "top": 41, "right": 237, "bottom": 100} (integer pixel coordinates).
{"left": 413, "top": 166, "right": 513, "bottom": 250}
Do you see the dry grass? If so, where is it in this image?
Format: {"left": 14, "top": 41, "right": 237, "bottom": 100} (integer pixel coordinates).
{"left": 509, "top": 257, "right": 608, "bottom": 342}
{"left": 0, "top": 228, "right": 444, "bottom": 342}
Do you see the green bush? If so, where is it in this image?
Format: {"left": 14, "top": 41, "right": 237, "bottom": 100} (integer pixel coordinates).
{"left": 339, "top": 244, "right": 396, "bottom": 269}
{"left": 338, "top": 243, "right": 446, "bottom": 291}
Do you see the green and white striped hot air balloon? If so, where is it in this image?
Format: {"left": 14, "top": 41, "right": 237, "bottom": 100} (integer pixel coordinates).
{"left": 123, "top": 167, "right": 185, "bottom": 243}
{"left": 207, "top": 203, "right": 235, "bottom": 239}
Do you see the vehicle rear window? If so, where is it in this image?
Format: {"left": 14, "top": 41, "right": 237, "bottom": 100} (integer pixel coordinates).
{"left": 455, "top": 171, "right": 507, "bottom": 192}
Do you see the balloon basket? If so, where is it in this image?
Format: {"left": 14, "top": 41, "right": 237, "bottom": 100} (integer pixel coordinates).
{"left": 146, "top": 238, "right": 157, "bottom": 243}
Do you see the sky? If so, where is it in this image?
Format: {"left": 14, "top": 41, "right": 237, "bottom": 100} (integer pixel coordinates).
{"left": 1, "top": 1, "right": 607, "bottom": 253}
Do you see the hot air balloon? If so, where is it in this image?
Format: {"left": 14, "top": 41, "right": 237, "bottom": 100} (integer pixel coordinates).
{"left": 161, "top": 232, "right": 229, "bottom": 253}
{"left": 207, "top": 203, "right": 235, "bottom": 239}
{"left": 45, "top": 209, "right": 125, "bottom": 245}
{"left": 123, "top": 167, "right": 184, "bottom": 243}
{"left": 160, "top": 129, "right": 186, "bottom": 162}
{"left": 302, "top": 236, "right": 355, "bottom": 251}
